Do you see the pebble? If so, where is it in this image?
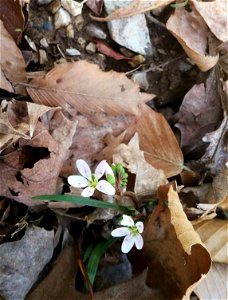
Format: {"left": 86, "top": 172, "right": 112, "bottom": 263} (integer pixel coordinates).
{"left": 66, "top": 48, "right": 81, "bottom": 56}
{"left": 104, "top": 0, "right": 152, "bottom": 56}
{"left": 40, "top": 37, "right": 49, "bottom": 48}
{"left": 39, "top": 49, "right": 48, "bottom": 64}
{"left": 61, "top": 0, "right": 85, "bottom": 17}
{"left": 37, "top": 0, "right": 53, "bottom": 4}
{"left": 54, "top": 7, "right": 71, "bottom": 29}
{"left": 77, "top": 37, "right": 86, "bottom": 48}
{"left": 66, "top": 23, "right": 74, "bottom": 38}
{"left": 86, "top": 42, "right": 96, "bottom": 54}
{"left": 46, "top": 0, "right": 61, "bottom": 14}
{"left": 132, "top": 71, "right": 149, "bottom": 91}
{"left": 73, "top": 14, "right": 84, "bottom": 31}
{"left": 85, "top": 24, "right": 107, "bottom": 40}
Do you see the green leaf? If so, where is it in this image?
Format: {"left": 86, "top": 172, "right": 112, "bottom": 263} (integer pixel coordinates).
{"left": 171, "top": 0, "right": 188, "bottom": 9}
{"left": 86, "top": 238, "right": 117, "bottom": 286}
{"left": 32, "top": 194, "right": 129, "bottom": 212}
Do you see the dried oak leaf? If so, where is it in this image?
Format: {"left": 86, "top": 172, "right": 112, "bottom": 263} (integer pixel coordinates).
{"left": 26, "top": 60, "right": 153, "bottom": 118}
{"left": 194, "top": 263, "right": 228, "bottom": 300}
{"left": 113, "top": 133, "right": 167, "bottom": 198}
{"left": 128, "top": 105, "right": 184, "bottom": 178}
{"left": 132, "top": 184, "right": 211, "bottom": 300}
{"left": 194, "top": 219, "right": 228, "bottom": 263}
{"left": 91, "top": 0, "right": 174, "bottom": 21}
{"left": 0, "top": 20, "right": 27, "bottom": 95}
{"left": 191, "top": 0, "right": 228, "bottom": 43}
{"left": 175, "top": 70, "right": 222, "bottom": 153}
{"left": 166, "top": 7, "right": 219, "bottom": 72}
{"left": 0, "top": 113, "right": 77, "bottom": 206}
{"left": 0, "top": 0, "right": 24, "bottom": 44}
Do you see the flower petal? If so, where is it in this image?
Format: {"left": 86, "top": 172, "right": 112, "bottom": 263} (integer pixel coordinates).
{"left": 121, "top": 234, "right": 135, "bottom": 253}
{"left": 76, "top": 159, "right": 91, "bottom": 179}
{"left": 105, "top": 162, "right": 115, "bottom": 177}
{"left": 120, "top": 215, "right": 134, "bottom": 226}
{"left": 134, "top": 234, "right": 143, "bottom": 250}
{"left": 81, "top": 186, "right": 94, "bottom": 197}
{"left": 68, "top": 175, "right": 89, "bottom": 188}
{"left": 95, "top": 160, "right": 106, "bottom": 179}
{"left": 136, "top": 221, "right": 144, "bottom": 234}
{"left": 111, "top": 227, "right": 130, "bottom": 237}
{"left": 97, "top": 180, "right": 115, "bottom": 195}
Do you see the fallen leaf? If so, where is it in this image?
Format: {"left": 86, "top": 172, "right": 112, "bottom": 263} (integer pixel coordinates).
{"left": 166, "top": 7, "right": 219, "bottom": 72}
{"left": 0, "top": 20, "right": 27, "bottom": 95}
{"left": 86, "top": 0, "right": 103, "bottom": 15}
{"left": 194, "top": 263, "right": 228, "bottom": 300}
{"left": 129, "top": 105, "right": 184, "bottom": 178}
{"left": 191, "top": 0, "right": 228, "bottom": 43}
{"left": 94, "top": 39, "right": 132, "bottom": 61}
{"left": 113, "top": 133, "right": 167, "bottom": 198}
{"left": 194, "top": 219, "right": 228, "bottom": 263}
{"left": 175, "top": 70, "right": 222, "bottom": 153}
{"left": 26, "top": 61, "right": 153, "bottom": 118}
{"left": 132, "top": 184, "right": 211, "bottom": 299}
{"left": 0, "top": 0, "right": 24, "bottom": 44}
{"left": 91, "top": 0, "right": 174, "bottom": 21}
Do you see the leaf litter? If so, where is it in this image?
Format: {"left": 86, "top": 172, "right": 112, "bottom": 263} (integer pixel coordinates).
{"left": 0, "top": 1, "right": 228, "bottom": 299}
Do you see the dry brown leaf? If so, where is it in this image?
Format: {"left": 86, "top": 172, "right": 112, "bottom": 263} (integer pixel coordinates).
{"left": 194, "top": 263, "right": 228, "bottom": 300}
{"left": 91, "top": 0, "right": 174, "bottom": 21}
{"left": 166, "top": 8, "right": 219, "bottom": 72}
{"left": 0, "top": 20, "right": 27, "bottom": 95}
{"left": 129, "top": 105, "right": 184, "bottom": 178}
{"left": 26, "top": 61, "right": 153, "bottom": 118}
{"left": 27, "top": 102, "right": 61, "bottom": 138}
{"left": 113, "top": 133, "right": 167, "bottom": 198}
{"left": 191, "top": 0, "right": 228, "bottom": 43}
{"left": 132, "top": 184, "right": 211, "bottom": 300}
{"left": 194, "top": 219, "right": 228, "bottom": 263}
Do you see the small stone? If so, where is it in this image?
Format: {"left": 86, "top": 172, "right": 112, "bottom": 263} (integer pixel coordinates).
{"left": 61, "top": 0, "right": 86, "bottom": 17}
{"left": 128, "top": 54, "right": 145, "bottom": 68}
{"left": 85, "top": 24, "right": 107, "bottom": 40}
{"left": 132, "top": 71, "right": 149, "bottom": 91}
{"left": 66, "top": 23, "right": 74, "bottom": 38}
{"left": 54, "top": 7, "right": 71, "bottom": 29}
{"left": 39, "top": 49, "right": 48, "bottom": 64}
{"left": 104, "top": 0, "right": 152, "bottom": 56}
{"left": 37, "top": 0, "right": 53, "bottom": 4}
{"left": 73, "top": 14, "right": 84, "bottom": 31}
{"left": 66, "top": 48, "right": 81, "bottom": 56}
{"left": 77, "top": 37, "right": 86, "bottom": 48}
{"left": 47, "top": 0, "right": 61, "bottom": 14}
{"left": 86, "top": 42, "right": 96, "bottom": 54}
{"left": 40, "top": 37, "right": 49, "bottom": 48}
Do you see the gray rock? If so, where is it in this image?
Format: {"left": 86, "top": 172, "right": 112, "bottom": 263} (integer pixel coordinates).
{"left": 86, "top": 42, "right": 96, "bottom": 54}
{"left": 132, "top": 71, "right": 149, "bottom": 91}
{"left": 37, "top": 0, "right": 53, "bottom": 4}
{"left": 0, "top": 226, "right": 54, "bottom": 300}
{"left": 85, "top": 24, "right": 107, "bottom": 40}
{"left": 54, "top": 8, "right": 71, "bottom": 29}
{"left": 104, "top": 0, "right": 152, "bottom": 56}
{"left": 66, "top": 48, "right": 81, "bottom": 56}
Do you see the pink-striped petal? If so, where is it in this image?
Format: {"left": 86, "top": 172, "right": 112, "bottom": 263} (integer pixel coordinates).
{"left": 96, "top": 180, "right": 115, "bottom": 195}
{"left": 81, "top": 186, "right": 94, "bottom": 197}
{"left": 120, "top": 215, "right": 134, "bottom": 226}
{"left": 121, "top": 234, "right": 135, "bottom": 253}
{"left": 68, "top": 175, "right": 89, "bottom": 188}
{"left": 111, "top": 227, "right": 130, "bottom": 237}
{"left": 136, "top": 221, "right": 144, "bottom": 234}
{"left": 95, "top": 160, "right": 106, "bottom": 179}
{"left": 134, "top": 234, "right": 143, "bottom": 250}
{"left": 76, "top": 159, "right": 91, "bottom": 179}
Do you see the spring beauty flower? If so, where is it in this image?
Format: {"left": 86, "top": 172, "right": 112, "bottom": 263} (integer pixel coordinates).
{"left": 111, "top": 215, "right": 144, "bottom": 253}
{"left": 68, "top": 159, "right": 115, "bottom": 197}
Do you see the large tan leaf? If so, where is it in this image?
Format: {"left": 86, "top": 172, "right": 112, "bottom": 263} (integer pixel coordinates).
{"left": 129, "top": 105, "right": 184, "bottom": 178}
{"left": 194, "top": 219, "right": 228, "bottom": 263}
{"left": 26, "top": 61, "right": 153, "bottom": 118}
{"left": 191, "top": 0, "right": 228, "bottom": 42}
{"left": 166, "top": 8, "right": 219, "bottom": 72}
{"left": 0, "top": 20, "right": 27, "bottom": 95}
{"left": 91, "top": 0, "right": 174, "bottom": 21}
{"left": 132, "top": 184, "right": 211, "bottom": 300}
{"left": 194, "top": 263, "right": 228, "bottom": 300}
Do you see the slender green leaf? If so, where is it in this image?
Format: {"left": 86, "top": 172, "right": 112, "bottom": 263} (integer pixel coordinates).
{"left": 32, "top": 194, "right": 130, "bottom": 212}
{"left": 171, "top": 0, "right": 188, "bottom": 9}
{"left": 86, "top": 238, "right": 117, "bottom": 286}
{"left": 83, "top": 244, "right": 94, "bottom": 263}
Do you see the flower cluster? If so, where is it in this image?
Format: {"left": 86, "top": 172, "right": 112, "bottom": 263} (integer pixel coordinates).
{"left": 111, "top": 215, "right": 144, "bottom": 253}
{"left": 68, "top": 159, "right": 115, "bottom": 197}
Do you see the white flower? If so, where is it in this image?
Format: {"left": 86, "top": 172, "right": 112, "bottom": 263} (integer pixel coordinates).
{"left": 68, "top": 159, "right": 115, "bottom": 197}
{"left": 111, "top": 215, "right": 144, "bottom": 253}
